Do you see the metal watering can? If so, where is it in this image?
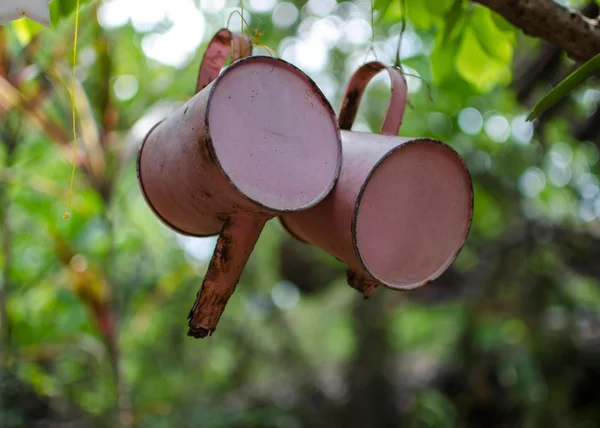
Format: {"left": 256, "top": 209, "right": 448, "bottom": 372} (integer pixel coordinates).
{"left": 137, "top": 29, "right": 342, "bottom": 338}
{"left": 281, "top": 62, "right": 474, "bottom": 297}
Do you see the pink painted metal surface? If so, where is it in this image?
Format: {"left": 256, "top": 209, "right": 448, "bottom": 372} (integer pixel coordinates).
{"left": 138, "top": 56, "right": 341, "bottom": 237}
{"left": 280, "top": 62, "right": 473, "bottom": 294}
{"left": 137, "top": 30, "right": 342, "bottom": 337}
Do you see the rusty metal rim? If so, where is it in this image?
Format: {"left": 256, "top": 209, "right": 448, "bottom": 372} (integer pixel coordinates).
{"left": 137, "top": 119, "right": 221, "bottom": 238}
{"left": 350, "top": 137, "right": 475, "bottom": 290}
{"left": 204, "top": 55, "right": 343, "bottom": 215}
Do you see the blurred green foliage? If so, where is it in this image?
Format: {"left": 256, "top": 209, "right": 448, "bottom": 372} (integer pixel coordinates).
{"left": 1, "top": 0, "right": 600, "bottom": 427}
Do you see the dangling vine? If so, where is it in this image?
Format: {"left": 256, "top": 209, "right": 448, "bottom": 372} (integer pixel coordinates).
{"left": 63, "top": 0, "right": 80, "bottom": 220}
{"left": 392, "top": 0, "right": 433, "bottom": 105}
{"left": 226, "top": 4, "right": 277, "bottom": 57}
{"left": 394, "top": 0, "right": 407, "bottom": 69}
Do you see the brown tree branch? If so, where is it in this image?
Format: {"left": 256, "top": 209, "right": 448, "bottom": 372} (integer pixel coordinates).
{"left": 475, "top": 0, "right": 600, "bottom": 61}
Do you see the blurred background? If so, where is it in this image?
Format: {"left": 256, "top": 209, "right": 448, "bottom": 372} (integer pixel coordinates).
{"left": 1, "top": 0, "right": 600, "bottom": 426}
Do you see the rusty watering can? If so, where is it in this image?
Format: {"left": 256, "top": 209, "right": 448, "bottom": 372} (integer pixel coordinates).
{"left": 281, "top": 62, "right": 474, "bottom": 297}
{"left": 137, "top": 29, "right": 342, "bottom": 338}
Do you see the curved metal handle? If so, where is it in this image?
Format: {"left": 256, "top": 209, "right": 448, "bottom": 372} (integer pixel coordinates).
{"left": 196, "top": 28, "right": 253, "bottom": 93}
{"left": 338, "top": 61, "right": 408, "bottom": 136}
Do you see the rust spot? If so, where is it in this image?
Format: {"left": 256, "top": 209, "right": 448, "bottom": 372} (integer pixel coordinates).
{"left": 339, "top": 89, "right": 361, "bottom": 130}
{"left": 364, "top": 62, "right": 383, "bottom": 73}
{"left": 214, "top": 31, "right": 230, "bottom": 45}
{"left": 214, "top": 230, "right": 232, "bottom": 265}
{"left": 346, "top": 270, "right": 380, "bottom": 299}
{"left": 188, "top": 325, "right": 212, "bottom": 338}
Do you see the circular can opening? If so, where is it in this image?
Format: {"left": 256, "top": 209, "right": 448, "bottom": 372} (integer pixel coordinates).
{"left": 207, "top": 57, "right": 341, "bottom": 212}
{"left": 354, "top": 139, "right": 473, "bottom": 289}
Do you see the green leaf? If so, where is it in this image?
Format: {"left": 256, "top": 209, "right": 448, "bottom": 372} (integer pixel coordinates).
{"left": 527, "top": 52, "right": 600, "bottom": 121}
{"left": 469, "top": 6, "right": 514, "bottom": 63}
{"left": 431, "top": 30, "right": 460, "bottom": 84}
{"left": 430, "top": 0, "right": 467, "bottom": 84}
{"left": 10, "top": 19, "right": 44, "bottom": 45}
{"left": 424, "top": 0, "right": 455, "bottom": 16}
{"left": 441, "top": 0, "right": 466, "bottom": 43}
{"left": 455, "top": 26, "right": 511, "bottom": 92}
{"left": 374, "top": 0, "right": 395, "bottom": 11}
{"left": 376, "top": 0, "right": 403, "bottom": 21}
{"left": 50, "top": 0, "right": 91, "bottom": 25}
{"left": 406, "top": 0, "right": 432, "bottom": 29}
{"left": 490, "top": 10, "right": 516, "bottom": 34}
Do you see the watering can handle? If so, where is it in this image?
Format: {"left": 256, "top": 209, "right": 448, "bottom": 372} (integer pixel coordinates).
{"left": 338, "top": 61, "right": 408, "bottom": 136}
{"left": 196, "top": 28, "right": 253, "bottom": 93}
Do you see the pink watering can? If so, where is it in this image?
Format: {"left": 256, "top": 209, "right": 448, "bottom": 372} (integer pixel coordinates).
{"left": 137, "top": 29, "right": 342, "bottom": 338}
{"left": 281, "top": 62, "right": 474, "bottom": 297}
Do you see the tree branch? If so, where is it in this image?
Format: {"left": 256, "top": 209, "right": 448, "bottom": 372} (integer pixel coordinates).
{"left": 475, "top": 0, "right": 600, "bottom": 61}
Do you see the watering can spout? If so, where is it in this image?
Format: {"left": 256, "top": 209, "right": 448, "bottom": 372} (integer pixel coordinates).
{"left": 187, "top": 214, "right": 266, "bottom": 338}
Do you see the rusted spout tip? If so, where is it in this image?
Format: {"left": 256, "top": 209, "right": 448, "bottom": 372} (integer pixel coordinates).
{"left": 186, "top": 214, "right": 266, "bottom": 340}
{"left": 347, "top": 270, "right": 380, "bottom": 299}
{"left": 187, "top": 326, "right": 213, "bottom": 339}
{"left": 187, "top": 308, "right": 214, "bottom": 338}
